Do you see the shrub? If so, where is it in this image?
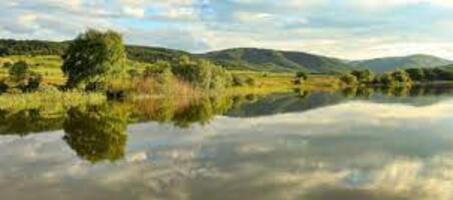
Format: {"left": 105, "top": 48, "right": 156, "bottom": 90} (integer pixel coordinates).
{"left": 380, "top": 73, "right": 394, "bottom": 86}
{"left": 351, "top": 69, "right": 374, "bottom": 83}
{"left": 22, "top": 73, "right": 43, "bottom": 92}
{"left": 293, "top": 79, "right": 302, "bottom": 85}
{"left": 127, "top": 69, "right": 140, "bottom": 78}
{"left": 245, "top": 77, "right": 256, "bottom": 86}
{"left": 2, "top": 61, "right": 12, "bottom": 68}
{"left": 172, "top": 56, "right": 231, "bottom": 90}
{"left": 340, "top": 74, "right": 358, "bottom": 85}
{"left": 295, "top": 71, "right": 308, "bottom": 80}
{"left": 391, "top": 70, "right": 412, "bottom": 84}
{"left": 232, "top": 75, "right": 246, "bottom": 86}
{"left": 143, "top": 61, "right": 173, "bottom": 85}
{"left": 0, "top": 79, "right": 8, "bottom": 93}
{"left": 405, "top": 68, "right": 425, "bottom": 81}
{"left": 9, "top": 61, "right": 29, "bottom": 80}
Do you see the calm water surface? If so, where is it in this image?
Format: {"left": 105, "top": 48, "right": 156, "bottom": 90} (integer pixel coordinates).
{"left": 1, "top": 86, "right": 453, "bottom": 200}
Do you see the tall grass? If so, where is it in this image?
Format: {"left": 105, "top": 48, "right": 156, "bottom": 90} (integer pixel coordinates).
{"left": 0, "top": 90, "right": 105, "bottom": 110}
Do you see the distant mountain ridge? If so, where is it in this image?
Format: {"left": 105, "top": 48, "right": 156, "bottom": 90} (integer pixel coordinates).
{"left": 1, "top": 39, "right": 452, "bottom": 74}
{"left": 198, "top": 48, "right": 351, "bottom": 74}
{"left": 351, "top": 54, "right": 453, "bottom": 74}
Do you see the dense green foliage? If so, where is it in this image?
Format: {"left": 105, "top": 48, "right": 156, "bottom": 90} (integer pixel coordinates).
{"left": 62, "top": 30, "right": 127, "bottom": 90}
{"left": 2, "top": 61, "right": 12, "bottom": 68}
{"left": 405, "top": 66, "right": 453, "bottom": 81}
{"left": 1, "top": 61, "right": 43, "bottom": 93}
{"left": 143, "top": 61, "right": 173, "bottom": 85}
{"left": 341, "top": 69, "right": 411, "bottom": 87}
{"left": 340, "top": 73, "right": 358, "bottom": 85}
{"left": 352, "top": 54, "right": 453, "bottom": 74}
{"left": 0, "top": 39, "right": 67, "bottom": 56}
{"left": 172, "top": 55, "right": 232, "bottom": 90}
{"left": 350, "top": 69, "right": 375, "bottom": 83}
{"left": 293, "top": 71, "right": 308, "bottom": 85}
{"left": 9, "top": 61, "right": 29, "bottom": 80}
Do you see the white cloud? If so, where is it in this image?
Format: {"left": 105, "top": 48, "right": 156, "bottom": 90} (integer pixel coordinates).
{"left": 350, "top": 0, "right": 453, "bottom": 9}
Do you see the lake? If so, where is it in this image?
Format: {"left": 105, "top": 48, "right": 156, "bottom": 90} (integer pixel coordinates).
{"left": 1, "top": 86, "right": 453, "bottom": 200}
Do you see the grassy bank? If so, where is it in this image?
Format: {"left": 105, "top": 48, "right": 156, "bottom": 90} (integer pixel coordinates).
{"left": 0, "top": 90, "right": 105, "bottom": 110}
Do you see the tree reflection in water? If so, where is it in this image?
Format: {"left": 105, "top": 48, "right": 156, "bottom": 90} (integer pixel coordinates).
{"left": 63, "top": 104, "right": 128, "bottom": 163}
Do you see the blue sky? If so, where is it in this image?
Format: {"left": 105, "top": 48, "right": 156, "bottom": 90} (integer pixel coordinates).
{"left": 1, "top": 0, "right": 453, "bottom": 60}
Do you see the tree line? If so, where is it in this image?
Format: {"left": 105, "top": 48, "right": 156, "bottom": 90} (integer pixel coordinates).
{"left": 340, "top": 66, "right": 453, "bottom": 87}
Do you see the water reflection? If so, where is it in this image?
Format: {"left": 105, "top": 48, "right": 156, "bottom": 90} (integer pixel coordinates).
{"left": 1, "top": 93, "right": 453, "bottom": 199}
{"left": 63, "top": 105, "right": 128, "bottom": 163}
{"left": 1, "top": 86, "right": 453, "bottom": 199}
{"left": 1, "top": 85, "right": 453, "bottom": 136}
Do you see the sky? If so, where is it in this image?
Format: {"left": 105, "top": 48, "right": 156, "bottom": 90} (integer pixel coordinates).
{"left": 1, "top": 0, "right": 453, "bottom": 60}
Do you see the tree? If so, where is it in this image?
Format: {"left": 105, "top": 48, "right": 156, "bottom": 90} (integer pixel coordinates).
{"left": 405, "top": 68, "right": 425, "bottom": 81}
{"left": 295, "top": 71, "right": 308, "bottom": 80}
{"left": 423, "top": 68, "right": 438, "bottom": 81}
{"left": 294, "top": 71, "right": 308, "bottom": 85}
{"left": 62, "top": 29, "right": 126, "bottom": 90}
{"left": 351, "top": 69, "right": 375, "bottom": 83}
{"left": 9, "top": 61, "right": 29, "bottom": 80}
{"left": 380, "top": 73, "right": 394, "bottom": 86}
{"left": 340, "top": 73, "right": 358, "bottom": 85}
{"left": 391, "top": 70, "right": 412, "bottom": 84}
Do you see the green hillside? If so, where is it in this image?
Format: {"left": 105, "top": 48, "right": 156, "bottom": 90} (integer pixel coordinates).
{"left": 199, "top": 48, "right": 351, "bottom": 74}
{"left": 352, "top": 54, "right": 453, "bottom": 74}
{"left": 0, "top": 40, "right": 352, "bottom": 74}
{"left": 0, "top": 39, "right": 189, "bottom": 63}
{"left": 3, "top": 39, "right": 453, "bottom": 75}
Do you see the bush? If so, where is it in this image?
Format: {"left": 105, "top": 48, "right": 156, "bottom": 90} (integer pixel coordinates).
{"left": 351, "top": 69, "right": 374, "bottom": 83}
{"left": 246, "top": 77, "right": 256, "bottom": 86}
{"left": 293, "top": 79, "right": 302, "bottom": 85}
{"left": 380, "top": 73, "right": 394, "bottom": 86}
{"left": 127, "top": 69, "right": 140, "bottom": 78}
{"left": 232, "top": 75, "right": 246, "bottom": 86}
{"left": 9, "top": 61, "right": 29, "bottom": 80}
{"left": 0, "top": 79, "right": 8, "bottom": 93}
{"left": 340, "top": 74, "right": 358, "bottom": 85}
{"left": 391, "top": 70, "right": 412, "bottom": 84}
{"left": 405, "top": 68, "right": 425, "bottom": 81}
{"left": 2, "top": 61, "right": 12, "bottom": 68}
{"left": 22, "top": 73, "right": 43, "bottom": 92}
{"left": 295, "top": 71, "right": 308, "bottom": 80}
{"left": 172, "top": 56, "right": 232, "bottom": 90}
{"left": 143, "top": 61, "right": 173, "bottom": 85}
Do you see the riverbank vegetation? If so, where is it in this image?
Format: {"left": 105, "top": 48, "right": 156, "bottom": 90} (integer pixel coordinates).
{"left": 2, "top": 29, "right": 453, "bottom": 112}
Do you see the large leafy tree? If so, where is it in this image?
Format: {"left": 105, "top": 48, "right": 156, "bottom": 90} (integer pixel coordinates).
{"left": 62, "top": 29, "right": 126, "bottom": 90}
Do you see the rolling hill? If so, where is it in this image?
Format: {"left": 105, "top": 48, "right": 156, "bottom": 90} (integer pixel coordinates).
{"left": 0, "top": 40, "right": 351, "bottom": 74}
{"left": 199, "top": 48, "right": 351, "bottom": 74}
{"left": 3, "top": 39, "right": 453, "bottom": 74}
{"left": 351, "top": 54, "right": 453, "bottom": 74}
